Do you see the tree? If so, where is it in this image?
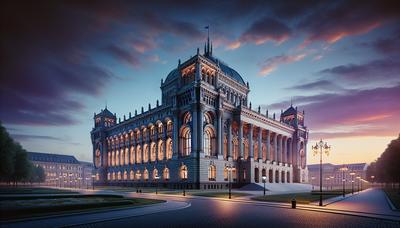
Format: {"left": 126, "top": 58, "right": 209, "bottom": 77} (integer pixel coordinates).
{"left": 13, "top": 143, "right": 31, "bottom": 185}
{"left": 29, "top": 165, "right": 45, "bottom": 183}
{"left": 0, "top": 122, "right": 15, "bottom": 182}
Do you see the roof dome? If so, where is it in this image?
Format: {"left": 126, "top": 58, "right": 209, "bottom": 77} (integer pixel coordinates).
{"left": 165, "top": 68, "right": 179, "bottom": 83}
{"left": 205, "top": 55, "right": 246, "bottom": 85}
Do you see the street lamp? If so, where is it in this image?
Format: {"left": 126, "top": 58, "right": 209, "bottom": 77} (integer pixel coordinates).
{"left": 154, "top": 175, "right": 160, "bottom": 194}
{"left": 311, "top": 176, "right": 315, "bottom": 190}
{"left": 349, "top": 172, "right": 355, "bottom": 194}
{"left": 262, "top": 175, "right": 267, "bottom": 196}
{"left": 91, "top": 174, "right": 96, "bottom": 190}
{"left": 339, "top": 166, "right": 348, "bottom": 197}
{"left": 312, "top": 139, "right": 331, "bottom": 206}
{"left": 227, "top": 165, "right": 232, "bottom": 199}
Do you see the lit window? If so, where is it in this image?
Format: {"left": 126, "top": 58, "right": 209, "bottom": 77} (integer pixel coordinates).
{"left": 180, "top": 165, "right": 188, "bottom": 180}
{"left": 208, "top": 165, "right": 216, "bottom": 181}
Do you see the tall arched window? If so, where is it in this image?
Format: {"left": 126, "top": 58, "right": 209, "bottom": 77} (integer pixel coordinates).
{"left": 95, "top": 146, "right": 101, "bottom": 168}
{"left": 181, "top": 127, "right": 191, "bottom": 156}
{"left": 120, "top": 149, "right": 124, "bottom": 166}
{"left": 112, "top": 172, "right": 116, "bottom": 180}
{"left": 123, "top": 170, "right": 127, "bottom": 180}
{"left": 150, "top": 142, "right": 156, "bottom": 162}
{"left": 163, "top": 168, "right": 170, "bottom": 180}
{"left": 117, "top": 171, "right": 121, "bottom": 180}
{"left": 223, "top": 167, "right": 228, "bottom": 181}
{"left": 208, "top": 165, "right": 216, "bottom": 181}
{"left": 158, "top": 140, "right": 164, "bottom": 161}
{"left": 135, "top": 170, "right": 141, "bottom": 180}
{"left": 115, "top": 150, "right": 120, "bottom": 166}
{"left": 125, "top": 147, "right": 129, "bottom": 165}
{"left": 136, "top": 145, "right": 142, "bottom": 163}
{"left": 180, "top": 165, "right": 188, "bottom": 180}
{"left": 130, "top": 146, "right": 135, "bottom": 164}
{"left": 107, "top": 172, "right": 111, "bottom": 180}
{"left": 166, "top": 138, "right": 173, "bottom": 159}
{"left": 243, "top": 140, "right": 249, "bottom": 160}
{"left": 232, "top": 137, "right": 239, "bottom": 160}
{"left": 204, "top": 129, "right": 212, "bottom": 156}
{"left": 130, "top": 170, "right": 134, "bottom": 180}
{"left": 108, "top": 152, "right": 111, "bottom": 167}
{"left": 254, "top": 142, "right": 259, "bottom": 160}
{"left": 143, "top": 169, "right": 149, "bottom": 181}
{"left": 143, "top": 144, "right": 148, "bottom": 163}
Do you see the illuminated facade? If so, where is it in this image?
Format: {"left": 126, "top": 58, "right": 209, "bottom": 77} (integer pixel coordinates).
{"left": 91, "top": 39, "right": 308, "bottom": 189}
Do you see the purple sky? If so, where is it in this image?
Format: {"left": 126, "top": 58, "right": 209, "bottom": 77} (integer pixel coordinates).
{"left": 1, "top": 0, "right": 399, "bottom": 164}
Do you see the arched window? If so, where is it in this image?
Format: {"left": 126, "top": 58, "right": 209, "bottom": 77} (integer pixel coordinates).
{"left": 232, "top": 168, "right": 237, "bottom": 181}
{"left": 123, "top": 170, "right": 127, "bottom": 180}
{"left": 112, "top": 172, "right": 116, "bottom": 180}
{"left": 115, "top": 150, "right": 120, "bottom": 166}
{"left": 262, "top": 144, "right": 267, "bottom": 161}
{"left": 107, "top": 172, "right": 111, "bottom": 180}
{"left": 167, "top": 120, "right": 173, "bottom": 132}
{"left": 143, "top": 144, "right": 148, "bottom": 163}
{"left": 158, "top": 140, "right": 164, "bottom": 161}
{"left": 135, "top": 170, "right": 141, "bottom": 180}
{"left": 208, "top": 165, "right": 216, "bottom": 181}
{"left": 180, "top": 165, "right": 188, "bottom": 180}
{"left": 204, "top": 129, "right": 212, "bottom": 156}
{"left": 181, "top": 127, "right": 191, "bottom": 156}
{"left": 130, "top": 146, "right": 135, "bottom": 164}
{"left": 136, "top": 145, "right": 142, "bottom": 163}
{"left": 120, "top": 149, "right": 124, "bottom": 166}
{"left": 117, "top": 171, "right": 121, "bottom": 180}
{"left": 163, "top": 168, "right": 170, "bottom": 180}
{"left": 224, "top": 167, "right": 228, "bottom": 181}
{"left": 183, "top": 112, "right": 192, "bottom": 124}
{"left": 232, "top": 137, "right": 239, "bottom": 160}
{"left": 125, "top": 147, "right": 129, "bottom": 165}
{"left": 243, "top": 139, "right": 249, "bottom": 160}
{"left": 153, "top": 169, "right": 159, "bottom": 180}
{"left": 166, "top": 138, "right": 173, "bottom": 159}
{"left": 130, "top": 170, "right": 134, "bottom": 180}
{"left": 108, "top": 152, "right": 111, "bottom": 167}
{"left": 158, "top": 123, "right": 163, "bottom": 134}
{"left": 203, "top": 112, "right": 213, "bottom": 125}
{"left": 143, "top": 169, "right": 149, "bottom": 181}
{"left": 95, "top": 146, "right": 101, "bottom": 168}
{"left": 150, "top": 142, "right": 156, "bottom": 162}
{"left": 223, "top": 136, "right": 228, "bottom": 159}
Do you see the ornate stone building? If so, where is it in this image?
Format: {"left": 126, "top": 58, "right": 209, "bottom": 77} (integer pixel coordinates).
{"left": 91, "top": 39, "right": 308, "bottom": 189}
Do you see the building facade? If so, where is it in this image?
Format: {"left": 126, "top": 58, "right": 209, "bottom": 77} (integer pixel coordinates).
{"left": 91, "top": 40, "right": 309, "bottom": 189}
{"left": 308, "top": 163, "right": 367, "bottom": 190}
{"left": 28, "top": 152, "right": 94, "bottom": 188}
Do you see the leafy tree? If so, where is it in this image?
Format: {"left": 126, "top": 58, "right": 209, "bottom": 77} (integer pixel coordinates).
{"left": 0, "top": 122, "right": 15, "bottom": 182}
{"left": 29, "top": 165, "right": 45, "bottom": 183}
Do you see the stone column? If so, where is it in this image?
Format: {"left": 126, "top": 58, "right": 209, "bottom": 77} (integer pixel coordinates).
{"left": 227, "top": 120, "right": 232, "bottom": 159}
{"left": 266, "top": 130, "right": 270, "bottom": 161}
{"left": 272, "top": 169, "right": 276, "bottom": 183}
{"left": 239, "top": 122, "right": 243, "bottom": 159}
{"left": 249, "top": 124, "right": 254, "bottom": 159}
{"left": 198, "top": 107, "right": 204, "bottom": 156}
{"left": 274, "top": 133, "right": 278, "bottom": 163}
{"left": 163, "top": 123, "right": 167, "bottom": 161}
{"left": 258, "top": 128, "right": 262, "bottom": 161}
{"left": 288, "top": 138, "right": 293, "bottom": 165}
{"left": 283, "top": 137, "right": 287, "bottom": 164}
{"left": 279, "top": 135, "right": 283, "bottom": 163}
{"left": 155, "top": 130, "right": 159, "bottom": 162}
{"left": 192, "top": 109, "right": 198, "bottom": 156}
{"left": 217, "top": 110, "right": 223, "bottom": 157}
{"left": 172, "top": 113, "right": 179, "bottom": 158}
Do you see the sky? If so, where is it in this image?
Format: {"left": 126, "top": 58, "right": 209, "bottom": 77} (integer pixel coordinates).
{"left": 1, "top": 0, "right": 399, "bottom": 164}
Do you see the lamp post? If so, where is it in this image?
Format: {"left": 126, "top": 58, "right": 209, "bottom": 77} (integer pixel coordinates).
{"left": 155, "top": 175, "right": 160, "bottom": 194}
{"left": 91, "top": 174, "right": 96, "bottom": 190}
{"left": 311, "top": 176, "right": 315, "bottom": 190}
{"left": 262, "top": 175, "right": 267, "bottom": 196}
{"left": 339, "top": 166, "right": 348, "bottom": 197}
{"left": 227, "top": 165, "right": 232, "bottom": 199}
{"left": 312, "top": 139, "right": 331, "bottom": 206}
{"left": 356, "top": 176, "right": 361, "bottom": 192}
{"left": 350, "top": 172, "right": 355, "bottom": 194}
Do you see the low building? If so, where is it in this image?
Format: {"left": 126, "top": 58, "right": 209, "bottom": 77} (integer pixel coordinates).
{"left": 307, "top": 163, "right": 367, "bottom": 190}
{"left": 27, "top": 152, "right": 94, "bottom": 188}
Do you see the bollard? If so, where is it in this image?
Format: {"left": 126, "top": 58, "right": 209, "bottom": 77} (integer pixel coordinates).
{"left": 291, "top": 199, "right": 296, "bottom": 209}
{"left": 183, "top": 189, "right": 186, "bottom": 196}
{"left": 139, "top": 189, "right": 142, "bottom": 193}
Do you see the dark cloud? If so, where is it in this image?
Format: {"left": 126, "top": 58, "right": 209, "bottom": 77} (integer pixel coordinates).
{"left": 319, "top": 58, "right": 400, "bottom": 85}
{"left": 104, "top": 44, "right": 141, "bottom": 67}
{"left": 369, "top": 30, "right": 400, "bottom": 55}
{"left": 287, "top": 80, "right": 343, "bottom": 91}
{"left": 11, "top": 134, "right": 63, "bottom": 142}
{"left": 299, "top": 0, "right": 400, "bottom": 44}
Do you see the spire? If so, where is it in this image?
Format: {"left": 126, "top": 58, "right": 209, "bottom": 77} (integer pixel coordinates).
{"left": 210, "top": 41, "right": 213, "bottom": 56}
{"left": 204, "top": 25, "right": 211, "bottom": 56}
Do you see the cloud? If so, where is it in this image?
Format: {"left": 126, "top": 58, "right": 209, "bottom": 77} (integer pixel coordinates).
{"left": 319, "top": 58, "right": 400, "bottom": 86}
{"left": 258, "top": 53, "right": 306, "bottom": 76}
{"left": 104, "top": 44, "right": 141, "bottom": 67}
{"left": 287, "top": 80, "right": 343, "bottom": 91}
{"left": 11, "top": 134, "right": 63, "bottom": 142}
{"left": 299, "top": 0, "right": 400, "bottom": 44}
{"left": 230, "top": 17, "right": 291, "bottom": 49}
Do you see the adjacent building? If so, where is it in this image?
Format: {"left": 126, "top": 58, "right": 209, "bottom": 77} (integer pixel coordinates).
{"left": 308, "top": 163, "right": 367, "bottom": 189}
{"left": 91, "top": 38, "right": 309, "bottom": 189}
{"left": 27, "top": 152, "right": 94, "bottom": 188}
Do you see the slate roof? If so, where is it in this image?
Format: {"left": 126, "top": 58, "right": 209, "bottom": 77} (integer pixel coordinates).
{"left": 27, "top": 152, "right": 79, "bottom": 164}
{"left": 282, "top": 106, "right": 297, "bottom": 116}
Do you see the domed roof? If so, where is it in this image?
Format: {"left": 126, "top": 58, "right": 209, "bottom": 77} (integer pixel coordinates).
{"left": 164, "top": 56, "right": 246, "bottom": 86}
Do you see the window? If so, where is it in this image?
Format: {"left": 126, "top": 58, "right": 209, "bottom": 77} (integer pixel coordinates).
{"left": 111, "top": 151, "right": 115, "bottom": 166}
{"left": 158, "top": 140, "right": 164, "bottom": 160}
{"left": 163, "top": 168, "right": 170, "bottom": 180}
{"left": 95, "top": 147, "right": 101, "bottom": 168}
{"left": 150, "top": 142, "right": 156, "bottom": 162}
{"left": 130, "top": 170, "right": 134, "bottom": 180}
{"left": 153, "top": 169, "right": 159, "bottom": 180}
{"left": 125, "top": 147, "right": 129, "bottom": 165}
{"left": 143, "top": 144, "right": 148, "bottom": 163}
{"left": 130, "top": 146, "right": 135, "bottom": 164}
{"left": 180, "top": 165, "right": 188, "bottom": 180}
{"left": 208, "top": 165, "right": 216, "bottom": 181}
{"left": 115, "top": 150, "right": 120, "bottom": 166}
{"left": 232, "top": 168, "right": 237, "bottom": 181}
{"left": 120, "top": 149, "right": 124, "bottom": 166}
{"left": 107, "top": 172, "right": 111, "bottom": 180}
{"left": 112, "top": 172, "right": 116, "bottom": 180}
{"left": 223, "top": 136, "right": 228, "bottom": 159}
{"left": 123, "top": 170, "right": 128, "bottom": 180}
{"left": 135, "top": 170, "right": 141, "bottom": 180}
{"left": 181, "top": 127, "right": 191, "bottom": 156}
{"left": 117, "top": 171, "right": 121, "bottom": 180}
{"left": 166, "top": 138, "right": 173, "bottom": 159}
{"left": 204, "top": 130, "right": 212, "bottom": 156}
{"left": 108, "top": 152, "right": 111, "bottom": 167}
{"left": 243, "top": 140, "right": 249, "bottom": 160}
{"left": 143, "top": 169, "right": 149, "bottom": 181}
{"left": 224, "top": 167, "right": 228, "bottom": 181}
{"left": 254, "top": 142, "right": 259, "bottom": 160}
{"left": 232, "top": 138, "right": 239, "bottom": 160}
{"left": 136, "top": 145, "right": 142, "bottom": 163}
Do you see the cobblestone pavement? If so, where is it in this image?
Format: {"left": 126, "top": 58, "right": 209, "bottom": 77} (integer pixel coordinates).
{"left": 71, "top": 197, "right": 400, "bottom": 228}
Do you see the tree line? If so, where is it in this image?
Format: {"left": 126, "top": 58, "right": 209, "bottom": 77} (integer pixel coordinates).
{"left": 0, "top": 122, "right": 45, "bottom": 185}
{"left": 366, "top": 134, "right": 400, "bottom": 188}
